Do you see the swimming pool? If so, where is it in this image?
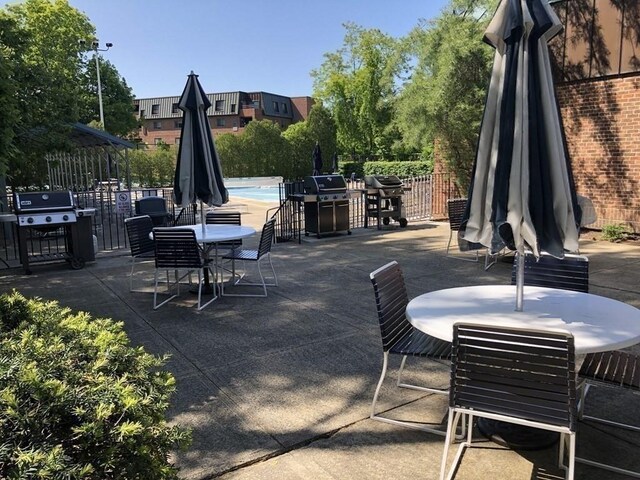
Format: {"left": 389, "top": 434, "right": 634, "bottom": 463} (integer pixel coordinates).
{"left": 227, "top": 186, "right": 281, "bottom": 203}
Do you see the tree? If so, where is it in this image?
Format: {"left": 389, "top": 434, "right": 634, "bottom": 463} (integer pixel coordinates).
{"left": 83, "top": 56, "right": 138, "bottom": 138}
{"left": 1, "top": 0, "right": 138, "bottom": 188}
{"left": 395, "top": 0, "right": 498, "bottom": 190}
{"left": 311, "top": 23, "right": 404, "bottom": 157}
{"left": 239, "top": 120, "right": 290, "bottom": 177}
{"left": 215, "top": 133, "right": 244, "bottom": 178}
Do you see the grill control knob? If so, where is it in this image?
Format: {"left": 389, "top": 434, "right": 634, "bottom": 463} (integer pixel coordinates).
{"left": 62, "top": 214, "right": 69, "bottom": 221}
{"left": 27, "top": 217, "right": 34, "bottom": 224}
{"left": 333, "top": 195, "right": 337, "bottom": 199}
{"left": 46, "top": 216, "right": 52, "bottom": 222}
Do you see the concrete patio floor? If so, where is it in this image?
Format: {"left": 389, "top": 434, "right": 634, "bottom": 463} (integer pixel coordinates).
{"left": 1, "top": 200, "right": 639, "bottom": 480}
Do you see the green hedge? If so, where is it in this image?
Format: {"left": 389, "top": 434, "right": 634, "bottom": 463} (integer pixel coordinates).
{"left": 363, "top": 161, "right": 433, "bottom": 177}
{"left": 0, "top": 291, "right": 190, "bottom": 479}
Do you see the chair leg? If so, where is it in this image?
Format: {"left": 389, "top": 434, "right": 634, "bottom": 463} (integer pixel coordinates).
{"left": 440, "top": 410, "right": 470, "bottom": 480}
{"left": 370, "top": 353, "right": 448, "bottom": 436}
{"left": 397, "top": 355, "right": 449, "bottom": 395}
{"left": 445, "top": 230, "right": 479, "bottom": 263}
{"left": 197, "top": 266, "right": 218, "bottom": 310}
{"left": 129, "top": 258, "right": 136, "bottom": 292}
{"left": 153, "top": 268, "right": 177, "bottom": 310}
{"left": 579, "top": 382, "right": 640, "bottom": 432}
{"left": 558, "top": 433, "right": 576, "bottom": 480}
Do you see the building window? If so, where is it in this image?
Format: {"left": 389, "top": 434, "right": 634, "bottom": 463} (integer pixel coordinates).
{"left": 133, "top": 104, "right": 139, "bottom": 113}
{"left": 151, "top": 104, "right": 159, "bottom": 115}
{"left": 216, "top": 118, "right": 226, "bottom": 127}
{"left": 252, "top": 100, "right": 260, "bottom": 108}
{"left": 273, "top": 101, "right": 279, "bottom": 113}
{"left": 215, "top": 100, "right": 225, "bottom": 112}
{"left": 230, "top": 103, "right": 236, "bottom": 113}
{"left": 140, "top": 109, "right": 145, "bottom": 117}
{"left": 175, "top": 138, "right": 180, "bottom": 146}
{"left": 171, "top": 103, "right": 179, "bottom": 113}
{"left": 153, "top": 121, "right": 162, "bottom": 129}
{"left": 174, "top": 120, "right": 183, "bottom": 128}
{"left": 232, "top": 120, "right": 238, "bottom": 127}
{"left": 154, "top": 138, "right": 163, "bottom": 145}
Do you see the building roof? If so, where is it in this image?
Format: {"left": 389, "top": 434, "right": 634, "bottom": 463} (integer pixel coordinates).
{"left": 69, "top": 123, "right": 135, "bottom": 149}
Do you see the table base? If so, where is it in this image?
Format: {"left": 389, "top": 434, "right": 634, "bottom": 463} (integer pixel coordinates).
{"left": 476, "top": 418, "right": 559, "bottom": 451}
{"left": 189, "top": 283, "right": 216, "bottom": 295}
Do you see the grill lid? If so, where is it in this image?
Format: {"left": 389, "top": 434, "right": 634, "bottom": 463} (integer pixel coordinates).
{"left": 303, "top": 175, "right": 347, "bottom": 194}
{"left": 364, "top": 175, "right": 403, "bottom": 189}
{"left": 13, "top": 191, "right": 76, "bottom": 213}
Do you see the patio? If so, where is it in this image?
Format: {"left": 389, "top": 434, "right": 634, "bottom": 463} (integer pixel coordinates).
{"left": 1, "top": 205, "right": 639, "bottom": 480}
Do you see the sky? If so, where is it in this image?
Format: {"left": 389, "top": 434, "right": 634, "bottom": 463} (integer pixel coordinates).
{"left": 32, "top": 0, "right": 450, "bottom": 100}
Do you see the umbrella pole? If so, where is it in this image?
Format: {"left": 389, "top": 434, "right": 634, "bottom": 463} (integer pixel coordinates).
{"left": 515, "top": 246, "right": 525, "bottom": 311}
{"left": 200, "top": 200, "right": 206, "bottom": 234}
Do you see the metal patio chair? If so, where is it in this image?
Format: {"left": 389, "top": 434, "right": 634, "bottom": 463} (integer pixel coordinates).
{"left": 205, "top": 210, "right": 243, "bottom": 254}
{"left": 369, "top": 261, "right": 451, "bottom": 435}
{"left": 440, "top": 324, "right": 577, "bottom": 480}
{"left": 124, "top": 215, "right": 155, "bottom": 292}
{"left": 152, "top": 228, "right": 216, "bottom": 310}
{"left": 511, "top": 252, "right": 589, "bottom": 293}
{"left": 576, "top": 350, "right": 640, "bottom": 477}
{"left": 219, "top": 218, "right": 277, "bottom": 297}
{"left": 446, "top": 198, "right": 498, "bottom": 269}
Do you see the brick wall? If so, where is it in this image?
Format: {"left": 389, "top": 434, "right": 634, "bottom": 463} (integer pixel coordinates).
{"left": 556, "top": 74, "right": 640, "bottom": 231}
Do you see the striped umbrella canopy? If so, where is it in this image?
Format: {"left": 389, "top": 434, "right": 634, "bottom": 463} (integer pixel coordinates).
{"left": 173, "top": 72, "right": 228, "bottom": 217}
{"left": 460, "top": 0, "right": 582, "bottom": 310}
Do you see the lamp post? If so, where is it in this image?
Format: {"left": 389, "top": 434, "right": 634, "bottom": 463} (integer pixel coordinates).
{"left": 79, "top": 39, "right": 113, "bottom": 129}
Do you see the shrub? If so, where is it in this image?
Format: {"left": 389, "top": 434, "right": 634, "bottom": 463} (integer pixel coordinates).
{"left": 0, "top": 291, "right": 190, "bottom": 479}
{"left": 601, "top": 224, "right": 627, "bottom": 242}
{"left": 363, "top": 161, "right": 433, "bottom": 177}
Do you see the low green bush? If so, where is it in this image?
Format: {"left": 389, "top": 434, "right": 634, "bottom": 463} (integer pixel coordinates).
{"left": 601, "top": 224, "right": 627, "bottom": 242}
{"left": 363, "top": 161, "right": 433, "bottom": 177}
{"left": 0, "top": 291, "right": 190, "bottom": 479}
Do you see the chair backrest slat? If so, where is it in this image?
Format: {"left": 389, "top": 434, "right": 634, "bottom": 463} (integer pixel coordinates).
{"left": 153, "top": 228, "right": 203, "bottom": 269}
{"left": 511, "top": 253, "right": 589, "bottom": 293}
{"left": 370, "top": 261, "right": 413, "bottom": 352}
{"left": 451, "top": 323, "right": 576, "bottom": 429}
{"left": 206, "top": 211, "right": 243, "bottom": 248}
{"left": 124, "top": 215, "right": 155, "bottom": 257}
{"left": 257, "top": 219, "right": 276, "bottom": 258}
{"left": 447, "top": 198, "right": 468, "bottom": 231}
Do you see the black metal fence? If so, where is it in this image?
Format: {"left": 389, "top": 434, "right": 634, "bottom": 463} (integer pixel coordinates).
{"left": 0, "top": 174, "right": 456, "bottom": 268}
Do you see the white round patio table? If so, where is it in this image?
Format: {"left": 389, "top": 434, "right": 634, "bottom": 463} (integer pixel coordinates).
{"left": 406, "top": 285, "right": 640, "bottom": 355}
{"left": 406, "top": 284, "right": 640, "bottom": 450}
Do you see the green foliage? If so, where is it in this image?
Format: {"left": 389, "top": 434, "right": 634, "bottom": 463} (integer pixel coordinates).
{"left": 339, "top": 161, "right": 364, "bottom": 179}
{"left": 312, "top": 23, "right": 403, "bottom": 157}
{"left": 1, "top": 0, "right": 137, "bottom": 187}
{"left": 363, "top": 161, "right": 433, "bottom": 177}
{"left": 129, "top": 144, "right": 176, "bottom": 187}
{"left": 395, "top": 0, "right": 497, "bottom": 191}
{"left": 601, "top": 224, "right": 627, "bottom": 242}
{"left": 0, "top": 291, "right": 190, "bottom": 479}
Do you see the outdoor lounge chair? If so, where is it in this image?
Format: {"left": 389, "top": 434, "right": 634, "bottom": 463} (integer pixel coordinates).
{"left": 124, "top": 215, "right": 155, "bottom": 292}
{"left": 510, "top": 252, "right": 589, "bottom": 293}
{"left": 152, "top": 227, "right": 216, "bottom": 310}
{"left": 219, "top": 218, "right": 277, "bottom": 297}
{"left": 369, "top": 261, "right": 451, "bottom": 435}
{"left": 440, "top": 324, "right": 577, "bottom": 480}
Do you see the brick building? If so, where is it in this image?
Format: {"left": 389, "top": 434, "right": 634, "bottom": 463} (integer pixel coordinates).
{"left": 134, "top": 91, "right": 314, "bottom": 147}
{"left": 550, "top": 0, "right": 640, "bottom": 230}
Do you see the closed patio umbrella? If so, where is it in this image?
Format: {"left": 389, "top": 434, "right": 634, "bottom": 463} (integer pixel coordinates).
{"left": 312, "top": 142, "right": 322, "bottom": 176}
{"left": 173, "top": 72, "right": 228, "bottom": 228}
{"left": 460, "top": 0, "right": 582, "bottom": 311}
{"left": 331, "top": 152, "right": 339, "bottom": 173}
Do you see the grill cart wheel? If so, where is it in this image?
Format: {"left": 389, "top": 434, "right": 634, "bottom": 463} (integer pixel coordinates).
{"left": 399, "top": 218, "right": 408, "bottom": 228}
{"left": 70, "top": 257, "right": 85, "bottom": 270}
{"left": 383, "top": 217, "right": 390, "bottom": 225}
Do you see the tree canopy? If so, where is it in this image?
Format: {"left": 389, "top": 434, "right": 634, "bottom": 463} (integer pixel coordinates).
{"left": 0, "top": 0, "right": 137, "bottom": 187}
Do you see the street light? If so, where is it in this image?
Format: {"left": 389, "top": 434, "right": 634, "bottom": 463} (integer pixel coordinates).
{"left": 79, "top": 39, "right": 113, "bottom": 129}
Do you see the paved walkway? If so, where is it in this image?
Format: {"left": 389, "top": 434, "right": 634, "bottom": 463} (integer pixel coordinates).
{"left": 2, "top": 201, "right": 640, "bottom": 480}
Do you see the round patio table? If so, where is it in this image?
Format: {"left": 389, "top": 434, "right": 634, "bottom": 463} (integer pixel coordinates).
{"left": 406, "top": 285, "right": 640, "bottom": 449}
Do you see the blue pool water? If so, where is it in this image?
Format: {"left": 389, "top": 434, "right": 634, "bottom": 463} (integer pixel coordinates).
{"left": 227, "top": 186, "right": 281, "bottom": 203}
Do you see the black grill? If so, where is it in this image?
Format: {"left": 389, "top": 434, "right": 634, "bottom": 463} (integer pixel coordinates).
{"left": 363, "top": 175, "right": 408, "bottom": 229}
{"left": 301, "top": 175, "right": 351, "bottom": 238}
{"left": 13, "top": 191, "right": 96, "bottom": 274}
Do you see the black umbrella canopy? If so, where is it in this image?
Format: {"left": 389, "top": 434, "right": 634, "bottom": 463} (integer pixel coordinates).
{"left": 461, "top": 0, "right": 581, "bottom": 260}
{"left": 312, "top": 142, "right": 322, "bottom": 176}
{"left": 173, "top": 72, "right": 228, "bottom": 208}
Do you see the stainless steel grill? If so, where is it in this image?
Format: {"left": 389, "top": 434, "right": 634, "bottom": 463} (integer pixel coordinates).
{"left": 363, "top": 175, "right": 408, "bottom": 229}
{"left": 13, "top": 191, "right": 96, "bottom": 274}
{"left": 301, "top": 175, "right": 351, "bottom": 237}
